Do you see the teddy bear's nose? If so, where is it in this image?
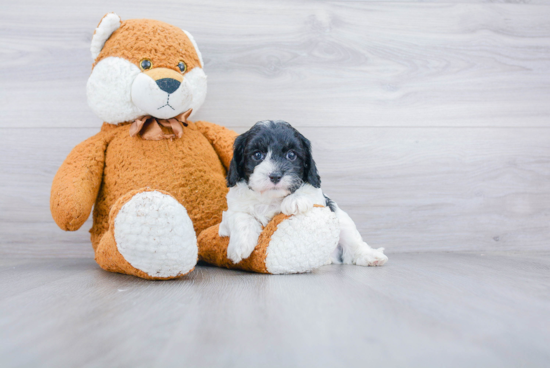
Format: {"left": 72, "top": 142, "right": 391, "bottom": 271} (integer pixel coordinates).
{"left": 156, "top": 78, "right": 181, "bottom": 94}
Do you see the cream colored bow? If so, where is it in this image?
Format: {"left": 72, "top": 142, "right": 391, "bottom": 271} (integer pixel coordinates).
{"left": 129, "top": 109, "right": 192, "bottom": 140}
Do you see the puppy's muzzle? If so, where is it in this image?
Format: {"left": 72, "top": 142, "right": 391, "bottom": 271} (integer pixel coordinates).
{"left": 269, "top": 172, "right": 283, "bottom": 184}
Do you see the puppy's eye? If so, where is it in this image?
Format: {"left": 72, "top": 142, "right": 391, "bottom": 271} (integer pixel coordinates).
{"left": 177, "top": 61, "right": 187, "bottom": 73}
{"left": 252, "top": 151, "right": 265, "bottom": 161}
{"left": 286, "top": 150, "right": 297, "bottom": 161}
{"left": 140, "top": 58, "right": 152, "bottom": 71}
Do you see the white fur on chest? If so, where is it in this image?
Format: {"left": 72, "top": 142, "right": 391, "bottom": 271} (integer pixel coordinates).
{"left": 225, "top": 182, "right": 285, "bottom": 226}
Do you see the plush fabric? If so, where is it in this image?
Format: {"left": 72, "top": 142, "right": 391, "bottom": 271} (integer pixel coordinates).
{"left": 130, "top": 67, "right": 207, "bottom": 120}
{"left": 198, "top": 206, "right": 339, "bottom": 274}
{"left": 50, "top": 119, "right": 235, "bottom": 243}
{"left": 93, "top": 19, "right": 201, "bottom": 73}
{"left": 91, "top": 13, "right": 121, "bottom": 60}
{"left": 198, "top": 213, "right": 290, "bottom": 274}
{"left": 87, "top": 57, "right": 144, "bottom": 124}
{"left": 94, "top": 121, "right": 234, "bottom": 249}
{"left": 51, "top": 14, "right": 340, "bottom": 280}
{"left": 51, "top": 132, "right": 109, "bottom": 231}
{"left": 95, "top": 188, "right": 198, "bottom": 280}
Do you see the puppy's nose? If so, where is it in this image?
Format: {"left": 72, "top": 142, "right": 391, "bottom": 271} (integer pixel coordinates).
{"left": 156, "top": 78, "right": 181, "bottom": 94}
{"left": 269, "top": 173, "right": 282, "bottom": 184}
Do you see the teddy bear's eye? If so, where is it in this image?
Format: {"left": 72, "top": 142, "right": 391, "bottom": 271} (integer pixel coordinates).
{"left": 178, "top": 61, "right": 187, "bottom": 73}
{"left": 140, "top": 58, "right": 152, "bottom": 71}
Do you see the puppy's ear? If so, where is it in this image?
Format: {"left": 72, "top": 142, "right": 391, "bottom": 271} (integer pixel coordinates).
{"left": 227, "top": 133, "right": 248, "bottom": 187}
{"left": 299, "top": 134, "right": 321, "bottom": 188}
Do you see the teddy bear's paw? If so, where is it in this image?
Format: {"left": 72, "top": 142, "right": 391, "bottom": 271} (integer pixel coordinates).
{"left": 114, "top": 190, "right": 198, "bottom": 278}
{"left": 265, "top": 207, "right": 340, "bottom": 274}
{"left": 352, "top": 246, "right": 388, "bottom": 267}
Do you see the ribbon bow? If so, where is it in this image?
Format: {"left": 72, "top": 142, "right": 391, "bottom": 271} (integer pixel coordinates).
{"left": 129, "top": 109, "right": 193, "bottom": 141}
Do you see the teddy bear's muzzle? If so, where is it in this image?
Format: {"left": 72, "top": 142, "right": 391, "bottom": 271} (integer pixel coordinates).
{"left": 156, "top": 78, "right": 181, "bottom": 94}
{"left": 145, "top": 68, "right": 184, "bottom": 94}
{"left": 131, "top": 68, "right": 193, "bottom": 120}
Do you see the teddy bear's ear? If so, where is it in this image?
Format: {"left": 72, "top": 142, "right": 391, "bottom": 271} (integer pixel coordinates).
{"left": 91, "top": 13, "right": 121, "bottom": 60}
{"left": 182, "top": 30, "right": 204, "bottom": 68}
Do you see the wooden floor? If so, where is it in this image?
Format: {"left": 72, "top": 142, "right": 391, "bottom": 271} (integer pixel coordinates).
{"left": 1, "top": 252, "right": 549, "bottom": 367}
{"left": 1, "top": 0, "right": 550, "bottom": 366}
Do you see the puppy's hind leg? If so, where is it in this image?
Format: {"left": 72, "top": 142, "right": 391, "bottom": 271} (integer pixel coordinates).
{"left": 333, "top": 205, "right": 388, "bottom": 267}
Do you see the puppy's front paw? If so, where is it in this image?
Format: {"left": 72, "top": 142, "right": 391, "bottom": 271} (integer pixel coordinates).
{"left": 226, "top": 222, "right": 263, "bottom": 264}
{"left": 281, "top": 195, "right": 314, "bottom": 216}
{"left": 354, "top": 247, "right": 388, "bottom": 267}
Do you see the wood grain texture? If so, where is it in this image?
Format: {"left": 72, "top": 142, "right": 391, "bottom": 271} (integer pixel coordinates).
{"left": 0, "top": 253, "right": 549, "bottom": 367}
{"left": 1, "top": 2, "right": 549, "bottom": 367}
{"left": 1, "top": 1, "right": 550, "bottom": 128}
{"left": 1, "top": 127, "right": 549, "bottom": 257}
{"left": 0, "top": 1, "right": 549, "bottom": 255}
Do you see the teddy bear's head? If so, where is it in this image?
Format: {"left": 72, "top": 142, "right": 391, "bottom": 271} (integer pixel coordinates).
{"left": 86, "top": 13, "right": 206, "bottom": 124}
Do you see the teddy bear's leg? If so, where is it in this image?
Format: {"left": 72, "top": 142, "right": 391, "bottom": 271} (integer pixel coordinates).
{"left": 198, "top": 206, "right": 339, "bottom": 274}
{"left": 95, "top": 188, "right": 198, "bottom": 280}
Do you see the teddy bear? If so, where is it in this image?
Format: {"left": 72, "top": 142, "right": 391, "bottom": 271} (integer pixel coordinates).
{"left": 50, "top": 14, "right": 340, "bottom": 280}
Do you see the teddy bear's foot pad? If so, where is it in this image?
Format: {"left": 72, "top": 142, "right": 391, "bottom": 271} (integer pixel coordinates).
{"left": 114, "top": 190, "right": 198, "bottom": 278}
{"left": 265, "top": 207, "right": 340, "bottom": 274}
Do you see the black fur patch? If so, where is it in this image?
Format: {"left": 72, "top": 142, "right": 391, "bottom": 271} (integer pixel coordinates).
{"left": 227, "top": 120, "right": 321, "bottom": 190}
{"left": 324, "top": 194, "right": 336, "bottom": 212}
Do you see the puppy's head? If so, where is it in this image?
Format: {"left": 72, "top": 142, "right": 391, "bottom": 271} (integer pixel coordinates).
{"left": 227, "top": 120, "right": 321, "bottom": 197}
{"left": 86, "top": 13, "right": 206, "bottom": 124}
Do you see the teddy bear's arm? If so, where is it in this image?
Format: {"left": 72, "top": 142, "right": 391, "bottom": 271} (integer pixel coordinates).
{"left": 50, "top": 133, "right": 108, "bottom": 231}
{"left": 194, "top": 121, "right": 238, "bottom": 170}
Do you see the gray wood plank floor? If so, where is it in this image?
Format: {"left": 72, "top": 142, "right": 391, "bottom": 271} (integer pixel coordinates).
{"left": 1, "top": 1, "right": 549, "bottom": 366}
{"left": 1, "top": 252, "right": 549, "bottom": 368}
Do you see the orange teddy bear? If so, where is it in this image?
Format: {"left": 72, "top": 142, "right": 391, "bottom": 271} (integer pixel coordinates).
{"left": 50, "top": 14, "right": 339, "bottom": 280}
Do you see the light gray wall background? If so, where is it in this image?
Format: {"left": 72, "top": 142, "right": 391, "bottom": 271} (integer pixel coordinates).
{"left": 1, "top": 0, "right": 549, "bottom": 258}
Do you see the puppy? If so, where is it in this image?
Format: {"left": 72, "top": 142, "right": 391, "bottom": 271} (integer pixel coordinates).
{"left": 219, "top": 120, "right": 388, "bottom": 267}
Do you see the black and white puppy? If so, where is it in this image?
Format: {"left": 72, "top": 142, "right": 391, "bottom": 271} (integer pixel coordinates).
{"left": 219, "top": 120, "right": 388, "bottom": 266}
